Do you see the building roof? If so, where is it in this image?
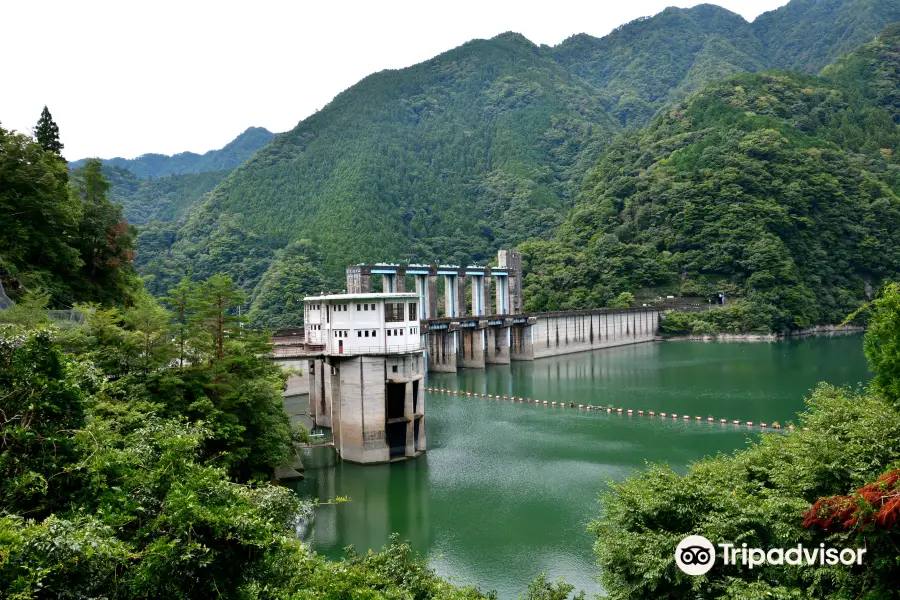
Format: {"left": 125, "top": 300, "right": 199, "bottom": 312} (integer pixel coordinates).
{"left": 304, "top": 292, "right": 419, "bottom": 301}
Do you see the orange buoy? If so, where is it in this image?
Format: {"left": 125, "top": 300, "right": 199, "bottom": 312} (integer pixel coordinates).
{"left": 638, "top": 410, "right": 644, "bottom": 415}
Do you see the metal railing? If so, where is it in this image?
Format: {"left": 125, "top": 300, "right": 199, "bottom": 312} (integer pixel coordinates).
{"left": 332, "top": 343, "right": 424, "bottom": 356}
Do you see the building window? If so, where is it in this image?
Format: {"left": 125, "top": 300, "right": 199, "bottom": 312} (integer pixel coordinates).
{"left": 365, "top": 331, "right": 369, "bottom": 337}
{"left": 385, "top": 302, "right": 404, "bottom": 322}
{"left": 370, "top": 303, "right": 375, "bottom": 311}
{"left": 387, "top": 330, "right": 392, "bottom": 336}
{"left": 358, "top": 331, "right": 362, "bottom": 337}
{"left": 371, "top": 330, "right": 376, "bottom": 337}
{"left": 409, "top": 303, "right": 417, "bottom": 321}
{"left": 400, "top": 329, "right": 404, "bottom": 335}
{"left": 357, "top": 304, "right": 362, "bottom": 311}
{"left": 392, "top": 365, "right": 398, "bottom": 373}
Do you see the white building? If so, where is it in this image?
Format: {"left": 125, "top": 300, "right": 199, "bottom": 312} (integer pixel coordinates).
{"left": 304, "top": 292, "right": 422, "bottom": 355}
{"left": 303, "top": 292, "right": 426, "bottom": 464}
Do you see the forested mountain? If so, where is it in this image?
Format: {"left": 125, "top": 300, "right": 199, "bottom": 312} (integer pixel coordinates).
{"left": 138, "top": 32, "right": 624, "bottom": 296}
{"left": 523, "top": 24, "right": 900, "bottom": 332}
{"left": 133, "top": 0, "right": 900, "bottom": 323}
{"left": 70, "top": 126, "right": 275, "bottom": 178}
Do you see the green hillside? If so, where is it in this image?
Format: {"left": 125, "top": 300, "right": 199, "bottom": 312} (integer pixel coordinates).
{"left": 134, "top": 0, "right": 900, "bottom": 310}
{"left": 104, "top": 166, "right": 230, "bottom": 225}
{"left": 138, "top": 32, "right": 623, "bottom": 296}
{"left": 70, "top": 126, "right": 275, "bottom": 178}
{"left": 522, "top": 25, "right": 900, "bottom": 332}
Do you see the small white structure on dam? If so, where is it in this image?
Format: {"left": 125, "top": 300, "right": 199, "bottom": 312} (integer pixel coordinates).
{"left": 304, "top": 293, "right": 426, "bottom": 464}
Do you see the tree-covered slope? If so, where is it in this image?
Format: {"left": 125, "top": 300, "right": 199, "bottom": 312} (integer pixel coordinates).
{"left": 70, "top": 126, "right": 275, "bottom": 178}
{"left": 550, "top": 4, "right": 767, "bottom": 127}
{"left": 522, "top": 26, "right": 900, "bottom": 332}
{"left": 139, "top": 32, "right": 623, "bottom": 295}
{"left": 753, "top": 0, "right": 900, "bottom": 72}
{"left": 549, "top": 0, "right": 900, "bottom": 127}
{"left": 104, "top": 166, "right": 229, "bottom": 225}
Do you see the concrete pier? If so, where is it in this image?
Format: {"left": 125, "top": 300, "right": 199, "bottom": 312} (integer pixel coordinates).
{"left": 485, "top": 324, "right": 510, "bottom": 364}
{"left": 426, "top": 327, "right": 458, "bottom": 372}
{"left": 457, "top": 325, "right": 485, "bottom": 369}
{"left": 510, "top": 323, "right": 534, "bottom": 361}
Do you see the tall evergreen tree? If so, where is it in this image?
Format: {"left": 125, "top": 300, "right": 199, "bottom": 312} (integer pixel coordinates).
{"left": 34, "top": 106, "right": 64, "bottom": 156}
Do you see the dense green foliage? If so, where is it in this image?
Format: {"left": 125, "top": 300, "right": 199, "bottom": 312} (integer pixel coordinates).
{"left": 131, "top": 0, "right": 900, "bottom": 300}
{"left": 554, "top": 0, "right": 900, "bottom": 126}
{"left": 0, "top": 127, "right": 139, "bottom": 308}
{"left": 591, "top": 283, "right": 900, "bottom": 599}
{"left": 70, "top": 126, "right": 275, "bottom": 178}
{"left": 0, "top": 275, "right": 515, "bottom": 598}
{"left": 105, "top": 165, "right": 230, "bottom": 225}
{"left": 247, "top": 240, "right": 333, "bottom": 329}
{"left": 523, "top": 26, "right": 900, "bottom": 331}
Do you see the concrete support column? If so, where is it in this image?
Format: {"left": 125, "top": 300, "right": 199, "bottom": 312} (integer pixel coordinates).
{"left": 323, "top": 358, "right": 340, "bottom": 430}
{"left": 495, "top": 276, "right": 509, "bottom": 315}
{"left": 382, "top": 274, "right": 396, "bottom": 293}
{"left": 498, "top": 250, "right": 523, "bottom": 314}
{"left": 416, "top": 386, "right": 426, "bottom": 452}
{"left": 471, "top": 276, "right": 486, "bottom": 316}
{"left": 510, "top": 324, "right": 534, "bottom": 361}
{"left": 427, "top": 275, "right": 438, "bottom": 319}
{"left": 347, "top": 269, "right": 372, "bottom": 294}
{"left": 416, "top": 275, "right": 438, "bottom": 319}
{"left": 483, "top": 275, "right": 493, "bottom": 315}
{"left": 457, "top": 276, "right": 467, "bottom": 316}
{"left": 427, "top": 329, "right": 458, "bottom": 372}
{"left": 308, "top": 358, "right": 331, "bottom": 427}
{"left": 415, "top": 275, "right": 427, "bottom": 320}
{"left": 444, "top": 275, "right": 458, "bottom": 317}
{"left": 404, "top": 382, "right": 415, "bottom": 456}
{"left": 457, "top": 326, "right": 485, "bottom": 369}
{"left": 485, "top": 326, "right": 510, "bottom": 364}
{"left": 396, "top": 268, "right": 407, "bottom": 293}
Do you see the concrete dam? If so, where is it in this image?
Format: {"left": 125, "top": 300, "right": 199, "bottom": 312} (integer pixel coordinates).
{"left": 344, "top": 250, "right": 663, "bottom": 373}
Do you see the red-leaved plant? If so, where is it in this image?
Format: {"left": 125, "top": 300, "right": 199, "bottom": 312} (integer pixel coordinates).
{"left": 803, "top": 470, "right": 900, "bottom": 532}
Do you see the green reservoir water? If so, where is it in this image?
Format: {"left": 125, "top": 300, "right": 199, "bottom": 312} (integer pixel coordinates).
{"left": 294, "top": 335, "right": 870, "bottom": 599}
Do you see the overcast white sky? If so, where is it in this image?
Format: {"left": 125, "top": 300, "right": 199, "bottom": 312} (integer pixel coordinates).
{"left": 2, "top": 0, "right": 789, "bottom": 160}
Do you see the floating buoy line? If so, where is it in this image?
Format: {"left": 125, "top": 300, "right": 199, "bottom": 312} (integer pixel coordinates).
{"left": 424, "top": 387, "right": 806, "bottom": 432}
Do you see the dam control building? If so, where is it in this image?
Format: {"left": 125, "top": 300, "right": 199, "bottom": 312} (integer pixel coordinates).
{"left": 304, "top": 292, "right": 426, "bottom": 464}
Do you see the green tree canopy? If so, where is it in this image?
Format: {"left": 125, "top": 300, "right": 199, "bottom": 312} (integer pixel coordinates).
{"left": 34, "top": 105, "right": 63, "bottom": 156}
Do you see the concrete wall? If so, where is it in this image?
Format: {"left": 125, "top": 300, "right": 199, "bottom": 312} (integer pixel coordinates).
{"left": 531, "top": 309, "right": 660, "bottom": 359}
{"left": 422, "top": 308, "right": 662, "bottom": 369}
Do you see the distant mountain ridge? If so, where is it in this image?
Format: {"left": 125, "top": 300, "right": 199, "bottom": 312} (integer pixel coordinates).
{"left": 70, "top": 126, "right": 276, "bottom": 178}
{"left": 129, "top": 0, "right": 900, "bottom": 314}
